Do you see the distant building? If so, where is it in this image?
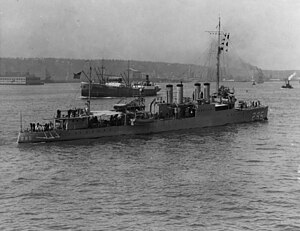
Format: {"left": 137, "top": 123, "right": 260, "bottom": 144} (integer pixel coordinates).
{"left": 0, "top": 72, "right": 44, "bottom": 85}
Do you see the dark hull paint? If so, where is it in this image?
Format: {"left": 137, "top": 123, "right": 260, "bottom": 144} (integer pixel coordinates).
{"left": 0, "top": 82, "right": 44, "bottom": 85}
{"left": 81, "top": 82, "right": 160, "bottom": 97}
{"left": 281, "top": 86, "right": 293, "bottom": 89}
{"left": 18, "top": 106, "right": 268, "bottom": 143}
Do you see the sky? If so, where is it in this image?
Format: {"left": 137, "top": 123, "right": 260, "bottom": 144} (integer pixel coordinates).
{"left": 0, "top": 0, "right": 300, "bottom": 70}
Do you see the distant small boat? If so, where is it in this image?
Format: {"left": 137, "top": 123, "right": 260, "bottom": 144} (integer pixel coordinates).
{"left": 44, "top": 68, "right": 55, "bottom": 83}
{"left": 281, "top": 73, "right": 296, "bottom": 89}
{"left": 251, "top": 67, "right": 264, "bottom": 85}
{"left": 281, "top": 79, "right": 293, "bottom": 89}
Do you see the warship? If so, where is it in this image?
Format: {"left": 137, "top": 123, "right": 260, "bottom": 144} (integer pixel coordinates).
{"left": 17, "top": 18, "right": 268, "bottom": 143}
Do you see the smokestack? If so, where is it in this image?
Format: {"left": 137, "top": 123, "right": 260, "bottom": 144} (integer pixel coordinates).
{"left": 177, "top": 83, "right": 183, "bottom": 104}
{"left": 166, "top": 84, "right": 173, "bottom": 104}
{"left": 145, "top": 75, "right": 150, "bottom": 85}
{"left": 194, "top": 83, "right": 201, "bottom": 100}
{"left": 203, "top": 83, "right": 210, "bottom": 102}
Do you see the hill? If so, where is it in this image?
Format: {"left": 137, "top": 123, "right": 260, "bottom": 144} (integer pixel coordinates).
{"left": 0, "top": 57, "right": 298, "bottom": 83}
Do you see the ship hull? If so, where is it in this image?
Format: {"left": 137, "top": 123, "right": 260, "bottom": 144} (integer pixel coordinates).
{"left": 81, "top": 82, "right": 160, "bottom": 97}
{"left": 0, "top": 81, "right": 44, "bottom": 85}
{"left": 17, "top": 106, "right": 268, "bottom": 143}
{"left": 0, "top": 83, "right": 44, "bottom": 85}
{"left": 0, "top": 76, "right": 44, "bottom": 85}
{"left": 281, "top": 85, "right": 293, "bottom": 89}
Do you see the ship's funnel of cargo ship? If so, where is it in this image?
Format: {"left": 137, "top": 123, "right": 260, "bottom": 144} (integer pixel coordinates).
{"left": 194, "top": 83, "right": 201, "bottom": 100}
{"left": 166, "top": 84, "right": 173, "bottom": 104}
{"left": 145, "top": 75, "right": 150, "bottom": 85}
{"left": 177, "top": 83, "right": 183, "bottom": 104}
{"left": 203, "top": 83, "right": 210, "bottom": 102}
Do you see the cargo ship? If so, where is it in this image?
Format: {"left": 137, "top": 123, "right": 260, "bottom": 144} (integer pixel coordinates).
{"left": 80, "top": 62, "right": 160, "bottom": 97}
{"left": 81, "top": 75, "right": 161, "bottom": 97}
{"left": 17, "top": 18, "right": 269, "bottom": 143}
{"left": 0, "top": 72, "right": 44, "bottom": 85}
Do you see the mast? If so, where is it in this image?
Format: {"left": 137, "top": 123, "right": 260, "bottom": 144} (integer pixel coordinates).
{"left": 20, "top": 111, "right": 23, "bottom": 132}
{"left": 101, "top": 59, "right": 105, "bottom": 83}
{"left": 216, "top": 16, "right": 221, "bottom": 93}
{"left": 81, "top": 65, "right": 92, "bottom": 113}
{"left": 205, "top": 17, "right": 225, "bottom": 93}
{"left": 87, "top": 66, "right": 91, "bottom": 114}
{"left": 127, "top": 60, "right": 130, "bottom": 87}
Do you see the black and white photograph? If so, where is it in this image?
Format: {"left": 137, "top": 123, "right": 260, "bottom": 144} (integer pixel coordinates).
{"left": 0, "top": 0, "right": 299, "bottom": 230}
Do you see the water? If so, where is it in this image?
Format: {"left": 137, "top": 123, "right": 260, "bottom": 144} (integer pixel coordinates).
{"left": 0, "top": 82, "right": 299, "bottom": 230}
